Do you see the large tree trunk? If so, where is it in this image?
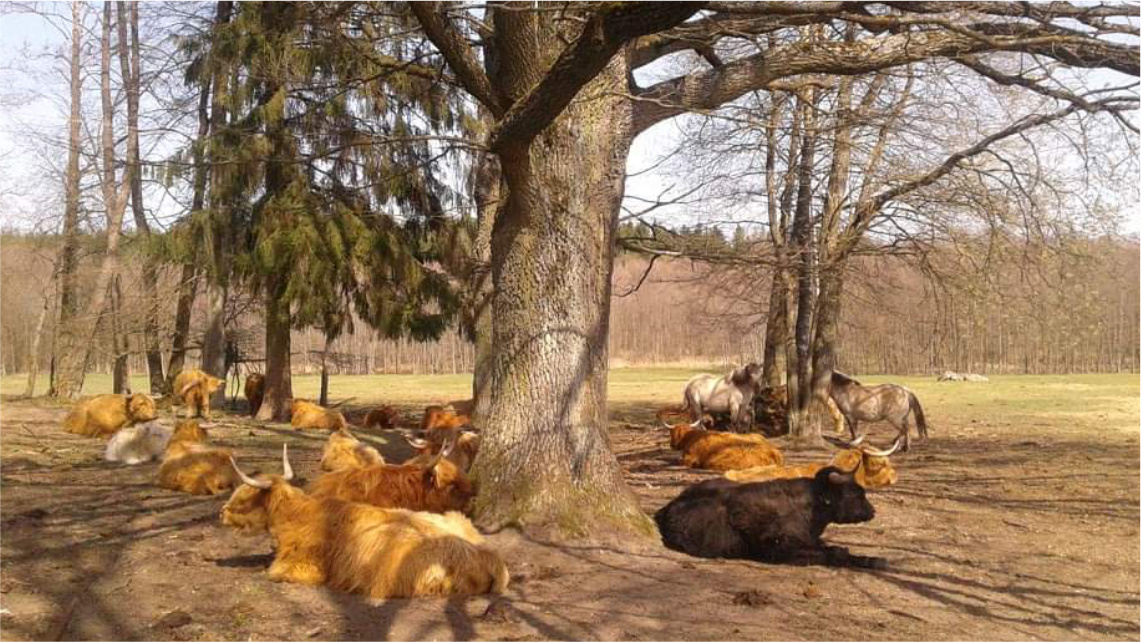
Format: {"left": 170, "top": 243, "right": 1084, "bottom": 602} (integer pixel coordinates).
{"left": 761, "top": 270, "right": 788, "bottom": 388}
{"left": 200, "top": 282, "right": 228, "bottom": 406}
{"left": 166, "top": 263, "right": 199, "bottom": 388}
{"left": 255, "top": 285, "right": 292, "bottom": 421}
{"left": 50, "top": 2, "right": 85, "bottom": 398}
{"left": 470, "top": 148, "right": 500, "bottom": 427}
{"left": 786, "top": 93, "right": 818, "bottom": 440}
{"left": 470, "top": 31, "right": 650, "bottom": 540}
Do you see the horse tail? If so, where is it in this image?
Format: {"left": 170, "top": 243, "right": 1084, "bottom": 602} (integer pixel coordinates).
{"left": 908, "top": 391, "right": 929, "bottom": 439}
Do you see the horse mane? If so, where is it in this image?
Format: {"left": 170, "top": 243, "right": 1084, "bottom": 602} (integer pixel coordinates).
{"left": 831, "top": 370, "right": 861, "bottom": 386}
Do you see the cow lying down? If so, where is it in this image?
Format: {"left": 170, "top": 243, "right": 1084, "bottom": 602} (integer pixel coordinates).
{"left": 222, "top": 446, "right": 509, "bottom": 599}
{"left": 655, "top": 467, "right": 886, "bottom": 569}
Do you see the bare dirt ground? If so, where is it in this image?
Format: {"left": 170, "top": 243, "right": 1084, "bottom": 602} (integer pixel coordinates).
{"left": 1, "top": 387, "right": 1138, "bottom": 641}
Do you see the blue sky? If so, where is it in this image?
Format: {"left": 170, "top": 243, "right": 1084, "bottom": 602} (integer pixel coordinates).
{"left": 1, "top": 5, "right": 1138, "bottom": 237}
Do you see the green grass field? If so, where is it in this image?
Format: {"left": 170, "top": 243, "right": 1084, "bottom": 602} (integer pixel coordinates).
{"left": 4, "top": 369, "right": 1137, "bottom": 434}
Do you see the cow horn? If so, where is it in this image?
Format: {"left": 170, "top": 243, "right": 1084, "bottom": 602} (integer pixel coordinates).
{"left": 423, "top": 432, "right": 455, "bottom": 470}
{"left": 858, "top": 436, "right": 902, "bottom": 458}
{"left": 231, "top": 456, "right": 272, "bottom": 489}
{"left": 404, "top": 434, "right": 430, "bottom": 450}
{"left": 281, "top": 444, "right": 294, "bottom": 481}
{"left": 822, "top": 434, "right": 865, "bottom": 449}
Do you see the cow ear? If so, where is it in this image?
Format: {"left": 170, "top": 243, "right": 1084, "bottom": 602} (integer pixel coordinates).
{"left": 731, "top": 368, "right": 748, "bottom": 385}
{"left": 828, "top": 471, "right": 855, "bottom": 485}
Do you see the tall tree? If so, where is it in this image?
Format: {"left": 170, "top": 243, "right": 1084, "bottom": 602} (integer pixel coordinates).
{"left": 48, "top": 1, "right": 85, "bottom": 398}
{"left": 408, "top": 1, "right": 1137, "bottom": 538}
{"left": 51, "top": 2, "right": 136, "bottom": 399}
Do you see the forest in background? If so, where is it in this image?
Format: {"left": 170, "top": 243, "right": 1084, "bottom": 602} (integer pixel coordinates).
{"left": 4, "top": 226, "right": 1136, "bottom": 377}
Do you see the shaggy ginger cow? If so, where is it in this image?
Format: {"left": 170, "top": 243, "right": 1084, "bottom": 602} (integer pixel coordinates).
{"left": 157, "top": 420, "right": 238, "bottom": 495}
{"left": 310, "top": 434, "right": 473, "bottom": 513}
{"left": 320, "top": 428, "right": 385, "bottom": 472}
{"left": 173, "top": 369, "right": 225, "bottom": 420}
{"left": 221, "top": 446, "right": 509, "bottom": 598}
{"left": 291, "top": 400, "right": 349, "bottom": 431}
{"left": 664, "top": 421, "right": 784, "bottom": 472}
{"left": 420, "top": 402, "right": 472, "bottom": 432}
{"left": 244, "top": 373, "right": 265, "bottom": 417}
{"left": 405, "top": 431, "right": 480, "bottom": 473}
{"left": 725, "top": 435, "right": 902, "bottom": 489}
{"left": 63, "top": 393, "right": 158, "bottom": 437}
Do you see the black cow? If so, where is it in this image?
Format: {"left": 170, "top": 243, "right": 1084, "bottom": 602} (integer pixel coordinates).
{"left": 654, "top": 467, "right": 886, "bottom": 569}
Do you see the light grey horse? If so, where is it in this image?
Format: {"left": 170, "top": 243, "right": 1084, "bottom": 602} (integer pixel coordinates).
{"left": 677, "top": 363, "right": 762, "bottom": 432}
{"left": 829, "top": 371, "right": 928, "bottom": 451}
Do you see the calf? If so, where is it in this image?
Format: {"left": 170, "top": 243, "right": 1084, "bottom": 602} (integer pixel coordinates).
{"left": 725, "top": 435, "right": 901, "bottom": 489}
{"left": 222, "top": 447, "right": 508, "bottom": 598}
{"left": 309, "top": 434, "right": 473, "bottom": 513}
{"left": 157, "top": 420, "right": 238, "bottom": 495}
{"left": 244, "top": 373, "right": 265, "bottom": 417}
{"left": 63, "top": 393, "right": 158, "bottom": 437}
{"left": 105, "top": 420, "right": 173, "bottom": 465}
{"left": 655, "top": 467, "right": 886, "bottom": 568}
{"left": 173, "top": 369, "right": 225, "bottom": 420}
{"left": 321, "top": 428, "right": 385, "bottom": 472}
{"left": 664, "top": 421, "right": 783, "bottom": 472}
{"left": 291, "top": 399, "right": 348, "bottom": 431}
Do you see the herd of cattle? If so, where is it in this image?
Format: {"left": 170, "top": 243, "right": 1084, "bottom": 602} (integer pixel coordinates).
{"left": 56, "top": 364, "right": 928, "bottom": 601}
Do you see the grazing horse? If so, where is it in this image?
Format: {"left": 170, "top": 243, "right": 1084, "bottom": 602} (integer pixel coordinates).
{"left": 677, "top": 364, "right": 762, "bottom": 432}
{"left": 829, "top": 371, "right": 928, "bottom": 451}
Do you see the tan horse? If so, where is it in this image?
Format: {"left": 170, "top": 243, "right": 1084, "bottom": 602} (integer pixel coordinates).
{"left": 829, "top": 371, "right": 928, "bottom": 451}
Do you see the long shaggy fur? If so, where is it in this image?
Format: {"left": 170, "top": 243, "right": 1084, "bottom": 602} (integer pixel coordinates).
{"left": 63, "top": 393, "right": 158, "bottom": 438}
{"left": 245, "top": 373, "right": 265, "bottom": 417}
{"left": 291, "top": 400, "right": 348, "bottom": 431}
{"left": 666, "top": 422, "right": 783, "bottom": 472}
{"left": 419, "top": 405, "right": 472, "bottom": 432}
{"left": 309, "top": 457, "right": 474, "bottom": 514}
{"left": 157, "top": 421, "right": 237, "bottom": 495}
{"left": 105, "top": 421, "right": 173, "bottom": 464}
{"left": 725, "top": 449, "right": 897, "bottom": 489}
{"left": 173, "top": 370, "right": 224, "bottom": 420}
{"left": 321, "top": 428, "right": 385, "bottom": 472}
{"left": 221, "top": 475, "right": 508, "bottom": 598}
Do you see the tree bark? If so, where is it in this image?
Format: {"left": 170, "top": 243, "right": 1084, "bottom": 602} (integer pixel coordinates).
{"left": 470, "top": 147, "right": 500, "bottom": 427}
{"left": 24, "top": 281, "right": 53, "bottom": 398}
{"left": 468, "top": 11, "right": 651, "bottom": 540}
{"left": 50, "top": 2, "right": 85, "bottom": 398}
{"left": 256, "top": 285, "right": 293, "bottom": 421}
{"left": 111, "top": 275, "right": 130, "bottom": 394}
{"left": 761, "top": 270, "right": 788, "bottom": 388}
{"left": 787, "top": 92, "right": 817, "bottom": 440}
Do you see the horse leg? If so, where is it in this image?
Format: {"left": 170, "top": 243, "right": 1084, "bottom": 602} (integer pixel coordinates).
{"left": 899, "top": 416, "right": 911, "bottom": 452}
{"left": 688, "top": 391, "right": 704, "bottom": 428}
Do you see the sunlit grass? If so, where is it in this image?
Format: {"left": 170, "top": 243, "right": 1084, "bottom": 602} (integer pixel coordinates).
{"left": 3, "top": 370, "right": 1136, "bottom": 434}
